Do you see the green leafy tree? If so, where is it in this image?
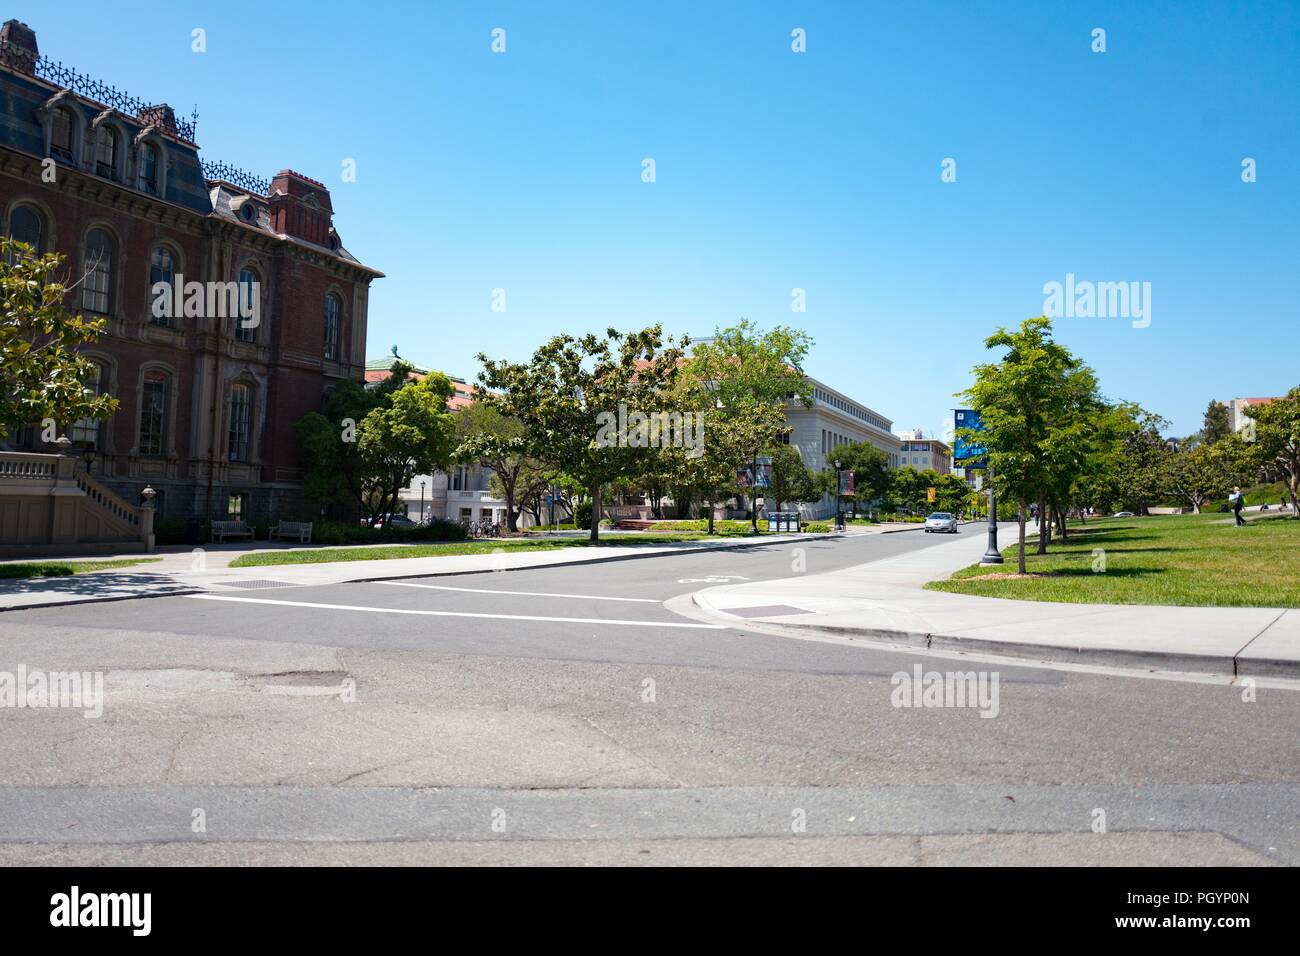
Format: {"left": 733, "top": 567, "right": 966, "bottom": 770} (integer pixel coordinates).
{"left": 1201, "top": 400, "right": 1232, "bottom": 446}
{"left": 767, "top": 444, "right": 819, "bottom": 511}
{"left": 0, "top": 238, "right": 118, "bottom": 441}
{"left": 476, "top": 326, "right": 687, "bottom": 542}
{"left": 688, "top": 320, "right": 813, "bottom": 530}
{"left": 296, "top": 362, "right": 457, "bottom": 523}
{"left": 1247, "top": 387, "right": 1300, "bottom": 516}
{"left": 1168, "top": 435, "right": 1252, "bottom": 514}
{"left": 959, "top": 317, "right": 1084, "bottom": 573}
{"left": 456, "top": 401, "right": 549, "bottom": 532}
{"left": 825, "top": 441, "right": 892, "bottom": 516}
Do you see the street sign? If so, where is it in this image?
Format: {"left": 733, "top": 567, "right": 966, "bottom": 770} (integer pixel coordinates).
{"left": 927, "top": 486, "right": 936, "bottom": 503}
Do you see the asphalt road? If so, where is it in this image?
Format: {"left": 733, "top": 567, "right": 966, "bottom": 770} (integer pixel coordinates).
{"left": 0, "top": 525, "right": 1296, "bottom": 865}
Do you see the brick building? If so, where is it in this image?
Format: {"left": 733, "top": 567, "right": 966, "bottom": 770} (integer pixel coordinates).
{"left": 0, "top": 19, "right": 381, "bottom": 526}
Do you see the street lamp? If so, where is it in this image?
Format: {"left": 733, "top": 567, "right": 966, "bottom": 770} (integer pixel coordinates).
{"left": 980, "top": 461, "right": 1003, "bottom": 565}
{"left": 833, "top": 459, "right": 844, "bottom": 532}
{"left": 81, "top": 447, "right": 96, "bottom": 473}
{"left": 419, "top": 480, "right": 426, "bottom": 525}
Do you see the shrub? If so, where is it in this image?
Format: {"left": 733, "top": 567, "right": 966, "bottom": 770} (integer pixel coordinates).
{"left": 574, "top": 502, "right": 593, "bottom": 530}
{"left": 805, "top": 521, "right": 833, "bottom": 533}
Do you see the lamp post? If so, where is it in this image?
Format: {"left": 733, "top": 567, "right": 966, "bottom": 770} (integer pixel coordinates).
{"left": 833, "top": 459, "right": 844, "bottom": 532}
{"left": 980, "top": 461, "right": 1003, "bottom": 564}
{"left": 81, "top": 447, "right": 96, "bottom": 474}
{"left": 419, "top": 480, "right": 426, "bottom": 526}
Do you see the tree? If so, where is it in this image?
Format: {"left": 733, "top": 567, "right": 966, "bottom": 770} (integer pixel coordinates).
{"left": 825, "top": 441, "right": 891, "bottom": 516}
{"left": 1167, "top": 438, "right": 1243, "bottom": 513}
{"left": 687, "top": 320, "right": 813, "bottom": 531}
{"left": 295, "top": 361, "right": 458, "bottom": 524}
{"left": 767, "top": 444, "right": 819, "bottom": 511}
{"left": 476, "top": 326, "right": 686, "bottom": 542}
{"left": 1248, "top": 388, "right": 1300, "bottom": 516}
{"left": 0, "top": 238, "right": 118, "bottom": 441}
{"left": 1109, "top": 405, "right": 1174, "bottom": 515}
{"left": 1202, "top": 400, "right": 1232, "bottom": 446}
{"left": 455, "top": 401, "right": 548, "bottom": 532}
{"left": 959, "top": 317, "right": 1084, "bottom": 573}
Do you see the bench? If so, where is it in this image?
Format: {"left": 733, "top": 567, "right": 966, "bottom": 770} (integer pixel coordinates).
{"left": 607, "top": 505, "right": 654, "bottom": 528}
{"left": 269, "top": 520, "right": 313, "bottom": 543}
{"left": 210, "top": 519, "right": 253, "bottom": 542}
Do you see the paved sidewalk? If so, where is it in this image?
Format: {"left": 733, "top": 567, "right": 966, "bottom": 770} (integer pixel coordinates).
{"left": 0, "top": 532, "right": 818, "bottom": 612}
{"left": 684, "top": 527, "right": 1299, "bottom": 677}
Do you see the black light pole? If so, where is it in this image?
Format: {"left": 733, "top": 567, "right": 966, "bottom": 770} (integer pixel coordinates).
{"left": 834, "top": 459, "right": 844, "bottom": 532}
{"left": 980, "top": 460, "right": 1003, "bottom": 564}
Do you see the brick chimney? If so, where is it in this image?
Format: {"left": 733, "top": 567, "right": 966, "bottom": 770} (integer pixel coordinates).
{"left": 0, "top": 19, "right": 38, "bottom": 74}
{"left": 267, "top": 169, "right": 334, "bottom": 247}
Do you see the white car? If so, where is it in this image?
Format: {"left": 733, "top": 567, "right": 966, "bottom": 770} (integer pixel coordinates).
{"left": 924, "top": 512, "right": 958, "bottom": 533}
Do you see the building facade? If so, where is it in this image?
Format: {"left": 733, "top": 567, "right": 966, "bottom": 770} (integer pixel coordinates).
{"left": 785, "top": 378, "right": 898, "bottom": 519}
{"left": 894, "top": 430, "right": 953, "bottom": 474}
{"left": 0, "top": 20, "right": 381, "bottom": 525}
{"left": 1226, "top": 397, "right": 1279, "bottom": 436}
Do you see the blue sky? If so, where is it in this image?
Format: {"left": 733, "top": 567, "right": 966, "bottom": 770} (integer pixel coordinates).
{"left": 21, "top": 0, "right": 1300, "bottom": 438}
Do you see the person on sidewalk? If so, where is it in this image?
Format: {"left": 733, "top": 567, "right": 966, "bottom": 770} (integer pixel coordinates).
{"left": 1230, "top": 487, "right": 1246, "bottom": 527}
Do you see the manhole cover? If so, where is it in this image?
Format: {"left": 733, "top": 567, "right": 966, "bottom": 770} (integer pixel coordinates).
{"left": 724, "top": 604, "right": 812, "bottom": 618}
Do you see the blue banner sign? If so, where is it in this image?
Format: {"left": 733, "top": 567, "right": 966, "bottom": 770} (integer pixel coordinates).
{"left": 953, "top": 409, "right": 988, "bottom": 468}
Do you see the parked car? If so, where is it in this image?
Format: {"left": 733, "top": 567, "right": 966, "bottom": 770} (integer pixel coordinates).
{"left": 924, "top": 512, "right": 958, "bottom": 533}
{"left": 1112, "top": 511, "right": 1136, "bottom": 518}
{"left": 373, "top": 513, "right": 417, "bottom": 530}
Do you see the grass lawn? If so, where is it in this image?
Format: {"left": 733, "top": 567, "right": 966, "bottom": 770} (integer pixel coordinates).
{"left": 0, "top": 558, "right": 162, "bottom": 580}
{"left": 228, "top": 532, "right": 767, "bottom": 568}
{"left": 926, "top": 513, "right": 1300, "bottom": 608}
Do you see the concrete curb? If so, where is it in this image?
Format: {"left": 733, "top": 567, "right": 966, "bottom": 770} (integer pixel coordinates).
{"left": 688, "top": 593, "right": 1297, "bottom": 679}
{"left": 0, "top": 533, "right": 825, "bottom": 613}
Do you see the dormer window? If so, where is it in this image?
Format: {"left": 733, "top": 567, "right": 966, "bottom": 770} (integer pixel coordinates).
{"left": 95, "top": 126, "right": 118, "bottom": 180}
{"left": 140, "top": 142, "right": 159, "bottom": 194}
{"left": 239, "top": 203, "right": 256, "bottom": 223}
{"left": 51, "top": 107, "right": 75, "bottom": 162}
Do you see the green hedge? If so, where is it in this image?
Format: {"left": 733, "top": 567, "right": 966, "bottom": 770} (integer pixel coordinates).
{"left": 309, "top": 518, "right": 468, "bottom": 546}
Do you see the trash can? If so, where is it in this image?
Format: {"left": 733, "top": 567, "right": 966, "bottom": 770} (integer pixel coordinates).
{"left": 767, "top": 513, "right": 780, "bottom": 532}
{"left": 185, "top": 517, "right": 206, "bottom": 545}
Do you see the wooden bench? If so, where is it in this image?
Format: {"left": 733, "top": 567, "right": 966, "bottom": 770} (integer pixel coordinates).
{"left": 607, "top": 505, "right": 654, "bottom": 528}
{"left": 269, "top": 520, "right": 313, "bottom": 543}
{"left": 210, "top": 519, "right": 253, "bottom": 542}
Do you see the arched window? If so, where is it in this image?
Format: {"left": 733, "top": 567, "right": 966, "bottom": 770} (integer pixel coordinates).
{"left": 95, "top": 126, "right": 118, "bottom": 179}
{"left": 140, "top": 142, "right": 159, "bottom": 195}
{"left": 51, "top": 108, "right": 75, "bottom": 162}
{"left": 148, "top": 247, "right": 175, "bottom": 327}
{"left": 82, "top": 228, "right": 115, "bottom": 314}
{"left": 236, "top": 268, "right": 260, "bottom": 343}
{"left": 139, "top": 369, "right": 168, "bottom": 457}
{"left": 323, "top": 293, "right": 341, "bottom": 361}
{"left": 7, "top": 204, "right": 44, "bottom": 256}
{"left": 70, "top": 361, "right": 105, "bottom": 447}
{"left": 228, "top": 383, "right": 252, "bottom": 461}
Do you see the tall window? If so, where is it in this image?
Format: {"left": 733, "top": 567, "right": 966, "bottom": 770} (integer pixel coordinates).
{"left": 82, "top": 228, "right": 115, "bottom": 314}
{"left": 70, "top": 362, "right": 104, "bottom": 447}
{"left": 323, "top": 293, "right": 341, "bottom": 361}
{"left": 139, "top": 370, "right": 167, "bottom": 456}
{"left": 228, "top": 383, "right": 251, "bottom": 462}
{"left": 236, "top": 268, "right": 259, "bottom": 343}
{"left": 7, "top": 205, "right": 44, "bottom": 256}
{"left": 51, "top": 108, "right": 75, "bottom": 162}
{"left": 95, "top": 126, "right": 118, "bottom": 179}
{"left": 148, "top": 247, "right": 175, "bottom": 327}
{"left": 140, "top": 143, "right": 159, "bottom": 194}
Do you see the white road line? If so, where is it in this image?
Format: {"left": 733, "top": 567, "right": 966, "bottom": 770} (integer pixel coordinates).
{"left": 186, "top": 594, "right": 727, "bottom": 629}
{"left": 376, "top": 581, "right": 661, "bottom": 603}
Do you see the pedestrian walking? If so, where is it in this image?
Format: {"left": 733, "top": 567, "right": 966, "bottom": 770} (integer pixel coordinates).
{"left": 1230, "top": 486, "right": 1246, "bottom": 527}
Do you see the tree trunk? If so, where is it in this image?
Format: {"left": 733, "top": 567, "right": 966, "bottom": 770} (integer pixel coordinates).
{"left": 1054, "top": 503, "right": 1067, "bottom": 540}
{"left": 1036, "top": 496, "right": 1049, "bottom": 554}
{"left": 707, "top": 499, "right": 716, "bottom": 535}
{"left": 504, "top": 485, "right": 518, "bottom": 533}
{"left": 1017, "top": 504, "right": 1027, "bottom": 575}
{"left": 589, "top": 481, "right": 601, "bottom": 542}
